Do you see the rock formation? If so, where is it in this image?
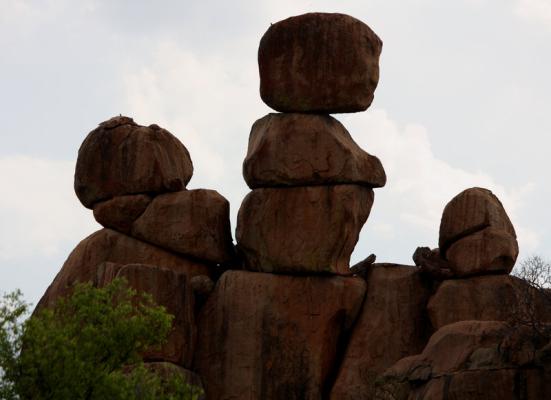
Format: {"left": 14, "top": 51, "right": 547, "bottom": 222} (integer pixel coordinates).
{"left": 237, "top": 12, "right": 386, "bottom": 275}
{"left": 35, "top": 12, "right": 551, "bottom": 400}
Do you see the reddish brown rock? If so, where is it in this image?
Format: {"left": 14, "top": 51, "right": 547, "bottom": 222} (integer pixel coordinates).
{"left": 38, "top": 229, "right": 212, "bottom": 309}
{"left": 427, "top": 275, "right": 551, "bottom": 330}
{"left": 258, "top": 13, "right": 382, "bottom": 113}
{"left": 379, "top": 321, "right": 550, "bottom": 400}
{"left": 75, "top": 116, "right": 193, "bottom": 208}
{"left": 446, "top": 227, "right": 519, "bottom": 276}
{"left": 131, "top": 190, "right": 235, "bottom": 264}
{"left": 243, "top": 113, "right": 386, "bottom": 189}
{"left": 236, "top": 185, "right": 374, "bottom": 274}
{"left": 93, "top": 194, "right": 151, "bottom": 234}
{"left": 439, "top": 187, "right": 516, "bottom": 254}
{"left": 143, "top": 362, "right": 204, "bottom": 398}
{"left": 194, "top": 270, "right": 366, "bottom": 400}
{"left": 97, "top": 262, "right": 196, "bottom": 367}
{"left": 330, "top": 264, "right": 432, "bottom": 400}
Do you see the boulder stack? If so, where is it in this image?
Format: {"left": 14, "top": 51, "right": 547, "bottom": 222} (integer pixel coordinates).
{"left": 439, "top": 187, "right": 518, "bottom": 277}
{"left": 38, "top": 116, "right": 236, "bottom": 388}
{"left": 236, "top": 12, "right": 386, "bottom": 275}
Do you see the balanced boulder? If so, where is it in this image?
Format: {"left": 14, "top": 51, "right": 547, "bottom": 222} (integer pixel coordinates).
{"left": 236, "top": 185, "right": 373, "bottom": 274}
{"left": 439, "top": 188, "right": 518, "bottom": 276}
{"left": 131, "top": 190, "right": 235, "bottom": 265}
{"left": 243, "top": 113, "right": 386, "bottom": 188}
{"left": 75, "top": 116, "right": 193, "bottom": 208}
{"left": 258, "top": 13, "right": 382, "bottom": 113}
{"left": 194, "top": 270, "right": 366, "bottom": 400}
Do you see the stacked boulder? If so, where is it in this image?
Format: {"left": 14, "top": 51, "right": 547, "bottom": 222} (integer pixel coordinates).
{"left": 38, "top": 116, "right": 235, "bottom": 390}
{"left": 236, "top": 12, "right": 386, "bottom": 274}
{"left": 194, "top": 12, "right": 386, "bottom": 399}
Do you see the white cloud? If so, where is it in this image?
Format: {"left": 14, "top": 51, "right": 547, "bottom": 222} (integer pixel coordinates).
{"left": 514, "top": 0, "right": 551, "bottom": 25}
{"left": 0, "top": 156, "right": 98, "bottom": 261}
{"left": 341, "top": 109, "right": 539, "bottom": 260}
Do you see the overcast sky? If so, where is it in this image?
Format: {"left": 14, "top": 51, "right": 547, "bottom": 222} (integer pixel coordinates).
{"left": 1, "top": 0, "right": 550, "bottom": 305}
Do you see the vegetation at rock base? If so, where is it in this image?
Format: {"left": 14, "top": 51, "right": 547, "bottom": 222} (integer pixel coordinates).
{"left": 0, "top": 278, "right": 203, "bottom": 400}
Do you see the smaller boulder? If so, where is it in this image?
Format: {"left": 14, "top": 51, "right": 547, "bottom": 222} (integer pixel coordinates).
{"left": 75, "top": 116, "right": 193, "bottom": 208}
{"left": 93, "top": 194, "right": 152, "bottom": 234}
{"left": 131, "top": 190, "right": 235, "bottom": 265}
{"left": 439, "top": 187, "right": 516, "bottom": 254}
{"left": 258, "top": 13, "right": 382, "bottom": 113}
{"left": 446, "top": 227, "right": 519, "bottom": 276}
{"left": 243, "top": 113, "right": 386, "bottom": 189}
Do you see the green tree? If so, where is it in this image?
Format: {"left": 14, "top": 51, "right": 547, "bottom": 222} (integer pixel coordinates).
{"left": 0, "top": 279, "right": 203, "bottom": 400}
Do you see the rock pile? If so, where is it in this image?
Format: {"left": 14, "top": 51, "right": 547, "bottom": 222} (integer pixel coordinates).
{"left": 34, "top": 12, "right": 551, "bottom": 400}
{"left": 236, "top": 12, "right": 386, "bottom": 275}
{"left": 39, "top": 116, "right": 237, "bottom": 392}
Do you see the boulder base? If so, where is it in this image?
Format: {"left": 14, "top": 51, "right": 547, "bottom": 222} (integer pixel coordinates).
{"left": 427, "top": 275, "right": 551, "bottom": 330}
{"left": 97, "top": 263, "right": 196, "bottom": 367}
{"left": 74, "top": 116, "right": 193, "bottom": 208}
{"left": 258, "top": 13, "right": 382, "bottom": 113}
{"left": 330, "top": 264, "right": 432, "bottom": 400}
{"left": 37, "top": 229, "right": 211, "bottom": 309}
{"left": 194, "top": 270, "right": 366, "bottom": 400}
{"left": 236, "top": 185, "right": 374, "bottom": 274}
{"left": 243, "top": 113, "right": 386, "bottom": 189}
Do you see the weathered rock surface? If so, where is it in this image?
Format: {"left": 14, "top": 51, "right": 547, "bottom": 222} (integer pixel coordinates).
{"left": 194, "top": 270, "right": 366, "bottom": 400}
{"left": 258, "top": 13, "right": 382, "bottom": 113}
{"left": 439, "top": 187, "right": 516, "bottom": 254}
{"left": 93, "top": 194, "right": 152, "bottom": 234}
{"left": 379, "top": 320, "right": 551, "bottom": 400}
{"left": 330, "top": 264, "right": 432, "bottom": 400}
{"left": 446, "top": 227, "right": 519, "bottom": 276}
{"left": 243, "top": 113, "right": 386, "bottom": 189}
{"left": 131, "top": 190, "right": 235, "bottom": 264}
{"left": 144, "top": 362, "right": 205, "bottom": 399}
{"left": 97, "top": 262, "right": 196, "bottom": 367}
{"left": 428, "top": 275, "right": 551, "bottom": 330}
{"left": 38, "top": 229, "right": 212, "bottom": 308}
{"left": 236, "top": 185, "right": 374, "bottom": 274}
{"left": 75, "top": 116, "right": 193, "bottom": 208}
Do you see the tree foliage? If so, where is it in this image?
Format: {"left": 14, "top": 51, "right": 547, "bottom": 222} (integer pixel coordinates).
{"left": 0, "top": 279, "right": 203, "bottom": 400}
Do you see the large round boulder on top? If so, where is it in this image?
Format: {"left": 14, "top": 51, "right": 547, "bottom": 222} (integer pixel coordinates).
{"left": 258, "top": 13, "right": 382, "bottom": 113}
{"left": 439, "top": 187, "right": 516, "bottom": 254}
{"left": 243, "top": 113, "right": 386, "bottom": 189}
{"left": 75, "top": 116, "right": 193, "bottom": 208}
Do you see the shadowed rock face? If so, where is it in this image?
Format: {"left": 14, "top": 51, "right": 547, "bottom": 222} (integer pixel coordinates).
{"left": 330, "top": 264, "right": 432, "bottom": 400}
{"left": 438, "top": 187, "right": 518, "bottom": 276}
{"left": 97, "top": 262, "right": 196, "bottom": 367}
{"left": 258, "top": 13, "right": 382, "bottom": 113}
{"left": 194, "top": 270, "right": 366, "bottom": 400}
{"left": 243, "top": 113, "right": 386, "bottom": 189}
{"left": 236, "top": 185, "right": 374, "bottom": 274}
{"left": 37, "top": 229, "right": 212, "bottom": 309}
{"left": 379, "top": 321, "right": 551, "bottom": 400}
{"left": 74, "top": 116, "right": 193, "bottom": 208}
{"left": 131, "top": 190, "right": 235, "bottom": 264}
{"left": 427, "top": 275, "right": 551, "bottom": 330}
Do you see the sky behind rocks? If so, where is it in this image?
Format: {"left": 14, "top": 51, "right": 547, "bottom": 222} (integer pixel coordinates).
{"left": 1, "top": 0, "right": 550, "bottom": 305}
